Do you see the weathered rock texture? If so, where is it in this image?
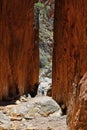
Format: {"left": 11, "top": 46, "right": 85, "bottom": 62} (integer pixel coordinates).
{"left": 67, "top": 73, "right": 87, "bottom": 130}
{"left": 0, "top": 0, "right": 39, "bottom": 101}
{"left": 52, "top": 0, "right": 87, "bottom": 107}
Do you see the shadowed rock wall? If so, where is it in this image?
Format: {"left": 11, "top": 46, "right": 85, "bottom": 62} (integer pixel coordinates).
{"left": 0, "top": 0, "right": 39, "bottom": 101}
{"left": 52, "top": 0, "right": 87, "bottom": 107}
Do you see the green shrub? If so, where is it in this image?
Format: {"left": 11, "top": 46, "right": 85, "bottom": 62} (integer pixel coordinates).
{"left": 34, "top": 2, "right": 44, "bottom": 9}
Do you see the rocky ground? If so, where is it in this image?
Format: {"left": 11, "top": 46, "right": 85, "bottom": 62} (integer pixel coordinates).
{"left": 0, "top": 96, "right": 68, "bottom": 130}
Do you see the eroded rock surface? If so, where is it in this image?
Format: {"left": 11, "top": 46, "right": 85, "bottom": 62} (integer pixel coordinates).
{"left": 67, "top": 73, "right": 87, "bottom": 130}
{"left": 52, "top": 0, "right": 87, "bottom": 108}
{"left": 0, "top": 0, "right": 39, "bottom": 101}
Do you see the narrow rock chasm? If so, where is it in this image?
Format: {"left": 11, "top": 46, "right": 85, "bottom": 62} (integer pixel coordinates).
{"left": 1, "top": 0, "right": 87, "bottom": 129}
{"left": 38, "top": 0, "right": 54, "bottom": 97}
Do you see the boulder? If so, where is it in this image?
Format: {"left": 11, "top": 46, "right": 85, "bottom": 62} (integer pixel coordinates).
{"left": 2, "top": 96, "right": 62, "bottom": 118}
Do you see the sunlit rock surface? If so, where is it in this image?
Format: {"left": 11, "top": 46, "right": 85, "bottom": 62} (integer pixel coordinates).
{"left": 52, "top": 0, "right": 87, "bottom": 107}
{"left": 67, "top": 73, "right": 87, "bottom": 130}
{"left": 0, "top": 0, "right": 39, "bottom": 101}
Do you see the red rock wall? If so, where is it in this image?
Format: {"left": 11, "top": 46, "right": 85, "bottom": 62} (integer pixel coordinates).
{"left": 67, "top": 73, "right": 87, "bottom": 130}
{"left": 52, "top": 0, "right": 87, "bottom": 107}
{"left": 0, "top": 0, "right": 39, "bottom": 100}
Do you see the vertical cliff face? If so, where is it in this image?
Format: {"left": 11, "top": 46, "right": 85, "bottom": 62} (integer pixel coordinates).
{"left": 0, "top": 0, "right": 39, "bottom": 100}
{"left": 67, "top": 73, "right": 87, "bottom": 130}
{"left": 52, "top": 0, "right": 87, "bottom": 107}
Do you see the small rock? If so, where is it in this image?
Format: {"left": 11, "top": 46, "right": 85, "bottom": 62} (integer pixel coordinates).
{"left": 0, "top": 124, "right": 9, "bottom": 130}
{"left": 47, "top": 126, "right": 53, "bottom": 130}
{"left": 26, "top": 126, "right": 36, "bottom": 130}
{"left": 10, "top": 123, "right": 20, "bottom": 130}
{"left": 24, "top": 115, "right": 34, "bottom": 120}
{"left": 27, "top": 94, "right": 31, "bottom": 99}
{"left": 10, "top": 117, "right": 22, "bottom": 121}
{"left": 44, "top": 77, "right": 52, "bottom": 83}
{"left": 19, "top": 96, "right": 28, "bottom": 102}
{"left": 47, "top": 72, "right": 52, "bottom": 78}
{"left": 15, "top": 100, "right": 21, "bottom": 104}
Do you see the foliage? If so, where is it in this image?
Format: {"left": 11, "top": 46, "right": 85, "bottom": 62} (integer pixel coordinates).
{"left": 35, "top": 1, "right": 50, "bottom": 18}
{"left": 34, "top": 2, "right": 44, "bottom": 9}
